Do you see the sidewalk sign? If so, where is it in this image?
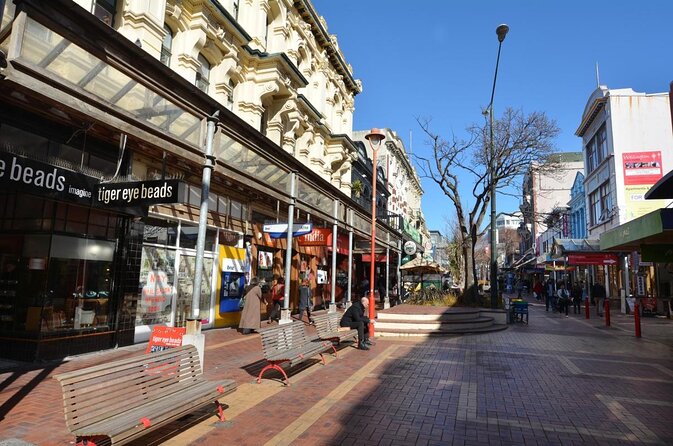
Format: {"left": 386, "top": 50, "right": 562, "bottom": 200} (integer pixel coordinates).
{"left": 145, "top": 326, "right": 186, "bottom": 353}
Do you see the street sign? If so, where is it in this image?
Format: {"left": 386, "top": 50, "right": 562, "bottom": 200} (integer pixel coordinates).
{"left": 567, "top": 253, "right": 619, "bottom": 265}
{"left": 263, "top": 222, "right": 313, "bottom": 239}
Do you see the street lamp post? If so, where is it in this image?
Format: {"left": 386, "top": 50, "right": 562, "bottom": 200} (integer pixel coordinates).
{"left": 365, "top": 128, "right": 385, "bottom": 337}
{"left": 487, "top": 24, "right": 509, "bottom": 309}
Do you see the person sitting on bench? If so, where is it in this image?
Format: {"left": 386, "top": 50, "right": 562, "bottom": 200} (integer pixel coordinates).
{"left": 340, "top": 297, "right": 373, "bottom": 350}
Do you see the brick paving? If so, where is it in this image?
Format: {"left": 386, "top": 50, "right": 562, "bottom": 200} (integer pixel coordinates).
{"left": 1, "top": 303, "right": 672, "bottom": 446}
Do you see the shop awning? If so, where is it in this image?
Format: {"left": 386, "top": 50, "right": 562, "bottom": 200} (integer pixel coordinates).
{"left": 600, "top": 208, "right": 673, "bottom": 253}
{"left": 551, "top": 238, "right": 600, "bottom": 259}
{"left": 644, "top": 169, "right": 673, "bottom": 200}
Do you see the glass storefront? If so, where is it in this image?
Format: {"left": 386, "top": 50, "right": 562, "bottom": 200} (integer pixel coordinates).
{"left": 0, "top": 193, "right": 119, "bottom": 344}
{"left": 133, "top": 217, "right": 217, "bottom": 342}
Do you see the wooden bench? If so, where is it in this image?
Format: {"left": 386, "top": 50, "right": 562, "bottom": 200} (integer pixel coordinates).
{"left": 257, "top": 320, "right": 332, "bottom": 385}
{"left": 53, "top": 344, "right": 237, "bottom": 446}
{"left": 313, "top": 312, "right": 358, "bottom": 358}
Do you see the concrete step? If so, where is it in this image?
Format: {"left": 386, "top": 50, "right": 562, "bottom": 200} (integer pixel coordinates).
{"left": 375, "top": 316, "right": 495, "bottom": 331}
{"left": 377, "top": 308, "right": 481, "bottom": 322}
{"left": 376, "top": 324, "right": 509, "bottom": 337}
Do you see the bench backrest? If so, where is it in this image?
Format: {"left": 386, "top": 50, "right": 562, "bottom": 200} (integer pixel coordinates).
{"left": 259, "top": 321, "right": 312, "bottom": 359}
{"left": 313, "top": 312, "right": 341, "bottom": 337}
{"left": 54, "top": 344, "right": 202, "bottom": 432}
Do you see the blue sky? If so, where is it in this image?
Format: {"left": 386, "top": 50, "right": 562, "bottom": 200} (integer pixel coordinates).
{"left": 312, "top": 0, "right": 673, "bottom": 233}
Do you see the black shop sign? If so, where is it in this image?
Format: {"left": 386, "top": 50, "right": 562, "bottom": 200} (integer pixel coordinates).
{"left": 93, "top": 179, "right": 186, "bottom": 207}
{"left": 0, "top": 151, "right": 96, "bottom": 205}
{"left": 0, "top": 151, "right": 186, "bottom": 210}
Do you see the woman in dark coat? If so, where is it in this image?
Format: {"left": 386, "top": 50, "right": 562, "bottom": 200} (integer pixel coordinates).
{"left": 239, "top": 277, "right": 263, "bottom": 334}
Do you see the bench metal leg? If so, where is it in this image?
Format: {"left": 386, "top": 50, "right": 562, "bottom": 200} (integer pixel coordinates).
{"left": 327, "top": 342, "right": 338, "bottom": 358}
{"left": 215, "top": 401, "right": 226, "bottom": 422}
{"left": 258, "top": 361, "right": 290, "bottom": 386}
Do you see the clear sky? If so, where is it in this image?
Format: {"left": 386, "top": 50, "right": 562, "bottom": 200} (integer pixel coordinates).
{"left": 312, "top": 0, "right": 673, "bottom": 234}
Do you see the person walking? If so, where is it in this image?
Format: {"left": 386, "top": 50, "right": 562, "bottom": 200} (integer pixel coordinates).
{"left": 557, "top": 283, "right": 570, "bottom": 317}
{"left": 533, "top": 280, "right": 543, "bottom": 302}
{"left": 239, "top": 277, "right": 263, "bottom": 334}
{"left": 571, "top": 282, "right": 582, "bottom": 314}
{"left": 545, "top": 279, "right": 555, "bottom": 312}
{"left": 297, "top": 278, "right": 314, "bottom": 325}
{"left": 592, "top": 281, "right": 607, "bottom": 316}
{"left": 268, "top": 276, "right": 284, "bottom": 322}
{"left": 340, "top": 297, "right": 373, "bottom": 350}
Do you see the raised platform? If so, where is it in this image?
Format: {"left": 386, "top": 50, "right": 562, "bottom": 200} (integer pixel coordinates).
{"left": 375, "top": 304, "right": 508, "bottom": 337}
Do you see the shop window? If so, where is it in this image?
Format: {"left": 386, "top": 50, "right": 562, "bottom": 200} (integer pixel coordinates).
{"left": 217, "top": 195, "right": 229, "bottom": 215}
{"left": 65, "top": 205, "right": 88, "bottom": 234}
{"left": 230, "top": 199, "right": 243, "bottom": 220}
{"left": 136, "top": 246, "right": 175, "bottom": 326}
{"left": 256, "top": 248, "right": 274, "bottom": 292}
{"left": 43, "top": 235, "right": 115, "bottom": 334}
{"left": 178, "top": 223, "right": 216, "bottom": 250}
{"left": 188, "top": 185, "right": 200, "bottom": 207}
{"left": 142, "top": 218, "right": 178, "bottom": 246}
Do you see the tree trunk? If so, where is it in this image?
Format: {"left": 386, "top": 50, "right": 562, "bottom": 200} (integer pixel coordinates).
{"left": 462, "top": 234, "right": 478, "bottom": 305}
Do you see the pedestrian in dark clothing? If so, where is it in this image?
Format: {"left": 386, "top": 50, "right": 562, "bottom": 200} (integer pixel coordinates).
{"left": 377, "top": 275, "right": 386, "bottom": 305}
{"left": 545, "top": 279, "right": 555, "bottom": 312}
{"left": 571, "top": 282, "right": 582, "bottom": 314}
{"left": 360, "top": 278, "right": 370, "bottom": 298}
{"left": 556, "top": 283, "right": 569, "bottom": 317}
{"left": 340, "top": 297, "right": 373, "bottom": 350}
{"left": 298, "top": 279, "right": 314, "bottom": 325}
{"left": 592, "top": 282, "right": 607, "bottom": 316}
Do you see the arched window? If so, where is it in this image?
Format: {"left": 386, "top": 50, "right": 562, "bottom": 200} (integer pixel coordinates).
{"left": 226, "top": 79, "right": 236, "bottom": 110}
{"left": 160, "top": 25, "right": 173, "bottom": 66}
{"left": 195, "top": 54, "right": 210, "bottom": 93}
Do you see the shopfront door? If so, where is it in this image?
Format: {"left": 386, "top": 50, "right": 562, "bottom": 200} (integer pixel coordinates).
{"left": 175, "top": 253, "right": 215, "bottom": 328}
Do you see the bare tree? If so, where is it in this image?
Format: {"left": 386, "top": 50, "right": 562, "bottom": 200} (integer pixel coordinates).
{"left": 415, "top": 108, "right": 560, "bottom": 303}
{"left": 443, "top": 219, "right": 464, "bottom": 289}
{"left": 499, "top": 228, "right": 520, "bottom": 260}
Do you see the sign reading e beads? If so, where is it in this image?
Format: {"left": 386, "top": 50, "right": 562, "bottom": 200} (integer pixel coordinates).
{"left": 145, "top": 326, "right": 186, "bottom": 353}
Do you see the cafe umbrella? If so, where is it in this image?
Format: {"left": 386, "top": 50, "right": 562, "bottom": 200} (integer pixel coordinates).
{"left": 399, "top": 256, "right": 443, "bottom": 288}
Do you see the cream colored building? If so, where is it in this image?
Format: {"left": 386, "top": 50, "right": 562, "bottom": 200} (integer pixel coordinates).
{"left": 70, "top": 0, "right": 360, "bottom": 192}
{"left": 352, "top": 128, "right": 429, "bottom": 251}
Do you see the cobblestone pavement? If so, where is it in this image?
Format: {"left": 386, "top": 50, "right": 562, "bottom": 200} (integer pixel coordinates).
{"left": 1, "top": 303, "right": 672, "bottom": 446}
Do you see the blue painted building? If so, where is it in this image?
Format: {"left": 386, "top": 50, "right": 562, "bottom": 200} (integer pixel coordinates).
{"left": 568, "top": 172, "right": 587, "bottom": 239}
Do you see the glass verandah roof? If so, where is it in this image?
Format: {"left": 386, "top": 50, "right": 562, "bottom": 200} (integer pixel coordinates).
{"left": 17, "top": 17, "right": 201, "bottom": 146}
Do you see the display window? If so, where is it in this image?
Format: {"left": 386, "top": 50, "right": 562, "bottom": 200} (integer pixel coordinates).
{"left": 0, "top": 195, "right": 118, "bottom": 338}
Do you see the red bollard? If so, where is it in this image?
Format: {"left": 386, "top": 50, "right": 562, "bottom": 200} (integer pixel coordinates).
{"left": 634, "top": 303, "right": 641, "bottom": 338}
{"left": 585, "top": 298, "right": 590, "bottom": 319}
{"left": 604, "top": 299, "right": 611, "bottom": 327}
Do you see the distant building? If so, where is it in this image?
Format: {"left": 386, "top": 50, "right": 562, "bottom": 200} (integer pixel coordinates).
{"left": 567, "top": 172, "right": 587, "bottom": 239}
{"left": 428, "top": 230, "right": 449, "bottom": 270}
{"left": 519, "top": 152, "right": 584, "bottom": 262}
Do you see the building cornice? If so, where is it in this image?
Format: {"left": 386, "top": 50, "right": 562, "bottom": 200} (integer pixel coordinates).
{"left": 292, "top": 0, "right": 361, "bottom": 96}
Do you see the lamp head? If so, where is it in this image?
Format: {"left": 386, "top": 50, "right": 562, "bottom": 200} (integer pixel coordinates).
{"left": 496, "top": 24, "right": 509, "bottom": 42}
{"left": 365, "top": 128, "right": 385, "bottom": 149}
